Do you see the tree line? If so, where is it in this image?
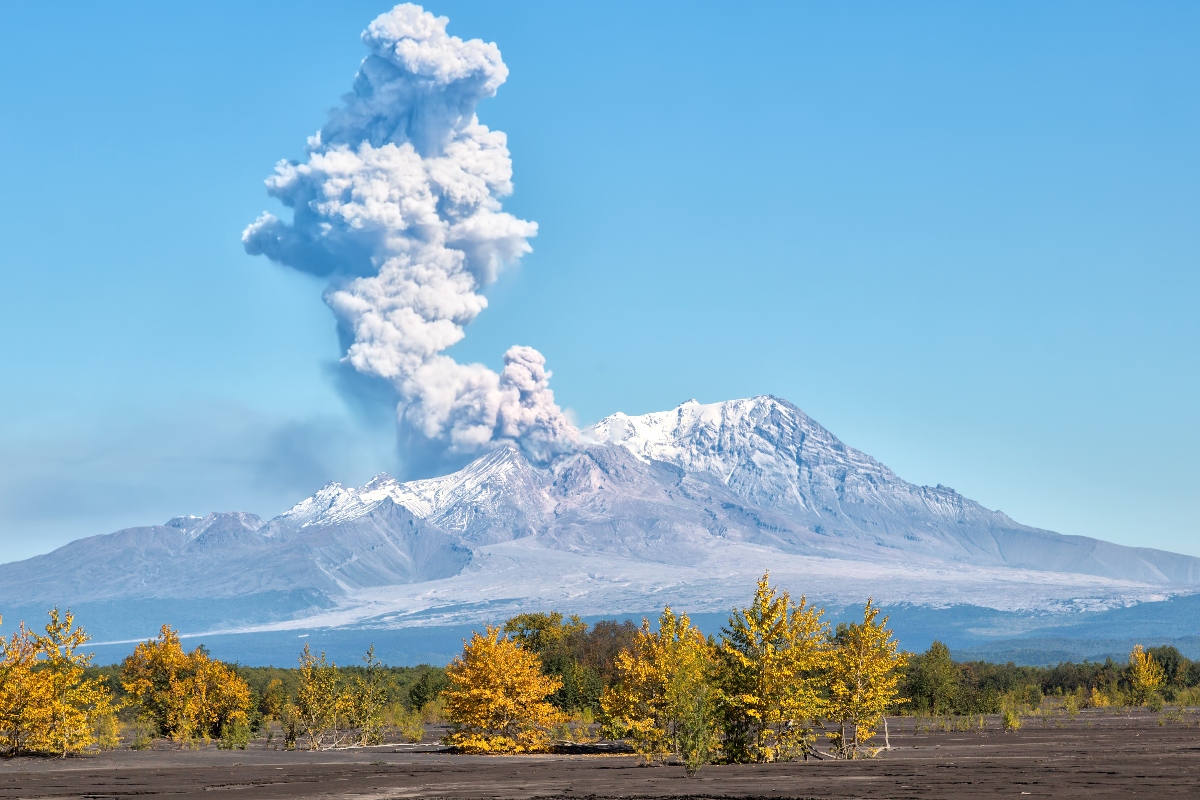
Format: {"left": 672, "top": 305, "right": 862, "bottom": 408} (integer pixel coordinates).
{"left": 4, "top": 574, "right": 1198, "bottom": 764}
{"left": 0, "top": 616, "right": 444, "bottom": 756}
{"left": 903, "top": 639, "right": 1198, "bottom": 716}
{"left": 444, "top": 573, "right": 904, "bottom": 773}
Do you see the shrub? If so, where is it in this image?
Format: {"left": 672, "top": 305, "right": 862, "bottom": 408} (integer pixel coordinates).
{"left": 550, "top": 710, "right": 599, "bottom": 745}
{"left": 1087, "top": 687, "right": 1111, "bottom": 708}
{"left": 127, "top": 715, "right": 156, "bottom": 750}
{"left": 384, "top": 703, "right": 425, "bottom": 743}
{"left": 92, "top": 709, "right": 121, "bottom": 751}
{"left": 1002, "top": 709, "right": 1021, "bottom": 732}
{"left": 407, "top": 668, "right": 449, "bottom": 712}
{"left": 279, "top": 703, "right": 300, "bottom": 750}
{"left": 421, "top": 695, "right": 447, "bottom": 724}
{"left": 1175, "top": 686, "right": 1200, "bottom": 708}
{"left": 218, "top": 717, "right": 252, "bottom": 750}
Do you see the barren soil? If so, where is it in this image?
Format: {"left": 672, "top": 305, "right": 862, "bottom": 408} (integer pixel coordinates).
{"left": 2, "top": 710, "right": 1198, "bottom": 799}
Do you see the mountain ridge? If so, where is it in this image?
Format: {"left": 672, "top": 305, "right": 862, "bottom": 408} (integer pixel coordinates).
{"left": 2, "top": 395, "right": 1197, "bottom": 642}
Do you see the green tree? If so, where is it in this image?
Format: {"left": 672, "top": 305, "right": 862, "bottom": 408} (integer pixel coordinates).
{"left": 504, "top": 612, "right": 602, "bottom": 712}
{"left": 407, "top": 667, "right": 449, "bottom": 711}
{"left": 1146, "top": 646, "right": 1185, "bottom": 687}
{"left": 909, "top": 641, "right": 958, "bottom": 714}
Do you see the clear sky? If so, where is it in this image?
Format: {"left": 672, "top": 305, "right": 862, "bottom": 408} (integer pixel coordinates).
{"left": 0, "top": 1, "right": 1196, "bottom": 562}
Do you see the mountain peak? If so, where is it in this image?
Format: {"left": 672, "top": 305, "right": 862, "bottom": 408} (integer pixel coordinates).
{"left": 162, "top": 511, "right": 265, "bottom": 537}
{"left": 5, "top": 393, "right": 1200, "bottom": 643}
{"left": 362, "top": 473, "right": 397, "bottom": 489}
{"left": 585, "top": 394, "right": 834, "bottom": 466}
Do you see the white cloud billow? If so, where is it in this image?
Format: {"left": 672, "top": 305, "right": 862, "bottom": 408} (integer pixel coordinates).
{"left": 243, "top": 3, "right": 576, "bottom": 468}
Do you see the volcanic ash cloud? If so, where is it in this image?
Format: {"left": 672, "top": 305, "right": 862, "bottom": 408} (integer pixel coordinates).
{"left": 243, "top": 3, "right": 575, "bottom": 471}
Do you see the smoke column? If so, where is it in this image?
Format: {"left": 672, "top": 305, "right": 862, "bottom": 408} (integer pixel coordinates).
{"left": 243, "top": 4, "right": 576, "bottom": 472}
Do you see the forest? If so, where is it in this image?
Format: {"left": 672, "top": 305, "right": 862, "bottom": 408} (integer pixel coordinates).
{"left": 3, "top": 573, "right": 1197, "bottom": 774}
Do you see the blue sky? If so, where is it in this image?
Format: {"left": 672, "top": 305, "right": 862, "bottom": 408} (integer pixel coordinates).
{"left": 0, "top": 1, "right": 1196, "bottom": 562}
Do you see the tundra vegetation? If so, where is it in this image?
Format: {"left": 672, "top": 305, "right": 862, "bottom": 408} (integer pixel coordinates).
{"left": 3, "top": 576, "right": 1200, "bottom": 764}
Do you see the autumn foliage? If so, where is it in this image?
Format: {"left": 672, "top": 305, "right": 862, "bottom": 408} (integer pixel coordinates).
{"left": 429, "top": 574, "right": 910, "bottom": 770}
{"left": 1127, "top": 644, "right": 1166, "bottom": 706}
{"left": 121, "top": 625, "right": 252, "bottom": 744}
{"left": 600, "top": 608, "right": 716, "bottom": 768}
{"left": 716, "top": 574, "right": 831, "bottom": 763}
{"left": 594, "top": 574, "right": 907, "bottom": 772}
{"left": 0, "top": 609, "right": 117, "bottom": 756}
{"left": 443, "top": 626, "right": 563, "bottom": 753}
{"left": 826, "top": 599, "right": 907, "bottom": 756}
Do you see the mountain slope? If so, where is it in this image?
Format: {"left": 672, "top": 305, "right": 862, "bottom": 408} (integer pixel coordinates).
{"left": 586, "top": 397, "right": 1200, "bottom": 583}
{"left": 2, "top": 502, "right": 468, "bottom": 606}
{"left": 2, "top": 395, "right": 1197, "bottom": 641}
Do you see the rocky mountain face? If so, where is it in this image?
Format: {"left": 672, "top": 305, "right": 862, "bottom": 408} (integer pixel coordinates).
{"left": 2, "top": 396, "right": 1198, "bottom": 640}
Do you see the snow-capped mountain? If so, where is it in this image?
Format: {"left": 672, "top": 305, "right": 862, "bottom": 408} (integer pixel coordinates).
{"left": 2, "top": 396, "right": 1198, "bottom": 642}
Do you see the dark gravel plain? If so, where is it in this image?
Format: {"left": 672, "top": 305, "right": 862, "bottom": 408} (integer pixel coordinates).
{"left": 2, "top": 710, "right": 1198, "bottom": 799}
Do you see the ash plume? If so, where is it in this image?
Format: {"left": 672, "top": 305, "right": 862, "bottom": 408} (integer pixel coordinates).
{"left": 243, "top": 3, "right": 576, "bottom": 472}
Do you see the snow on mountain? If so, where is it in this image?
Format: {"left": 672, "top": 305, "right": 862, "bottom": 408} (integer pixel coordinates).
{"left": 586, "top": 397, "right": 994, "bottom": 523}
{"left": 585, "top": 397, "right": 1200, "bottom": 584}
{"left": 2, "top": 395, "right": 1198, "bottom": 641}
{"left": 275, "top": 446, "right": 555, "bottom": 544}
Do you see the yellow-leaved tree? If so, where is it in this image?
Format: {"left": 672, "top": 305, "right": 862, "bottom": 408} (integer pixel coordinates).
{"left": 601, "top": 608, "right": 719, "bottom": 774}
{"left": 348, "top": 645, "right": 388, "bottom": 745}
{"left": 826, "top": 599, "right": 907, "bottom": 758}
{"left": 121, "top": 625, "right": 251, "bottom": 746}
{"left": 716, "top": 573, "right": 829, "bottom": 763}
{"left": 0, "top": 617, "right": 43, "bottom": 755}
{"left": 293, "top": 643, "right": 349, "bottom": 750}
{"left": 443, "top": 626, "right": 563, "bottom": 753}
{"left": 1128, "top": 644, "right": 1165, "bottom": 706}
{"left": 0, "top": 609, "right": 117, "bottom": 757}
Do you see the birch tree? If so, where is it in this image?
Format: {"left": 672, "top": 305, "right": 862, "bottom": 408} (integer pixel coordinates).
{"left": 121, "top": 625, "right": 251, "bottom": 745}
{"left": 0, "top": 610, "right": 117, "bottom": 757}
{"left": 601, "top": 608, "right": 718, "bottom": 773}
{"left": 716, "top": 573, "right": 830, "bottom": 763}
{"left": 826, "top": 599, "right": 907, "bottom": 758}
{"left": 443, "top": 626, "right": 563, "bottom": 753}
{"left": 1128, "top": 644, "right": 1165, "bottom": 706}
